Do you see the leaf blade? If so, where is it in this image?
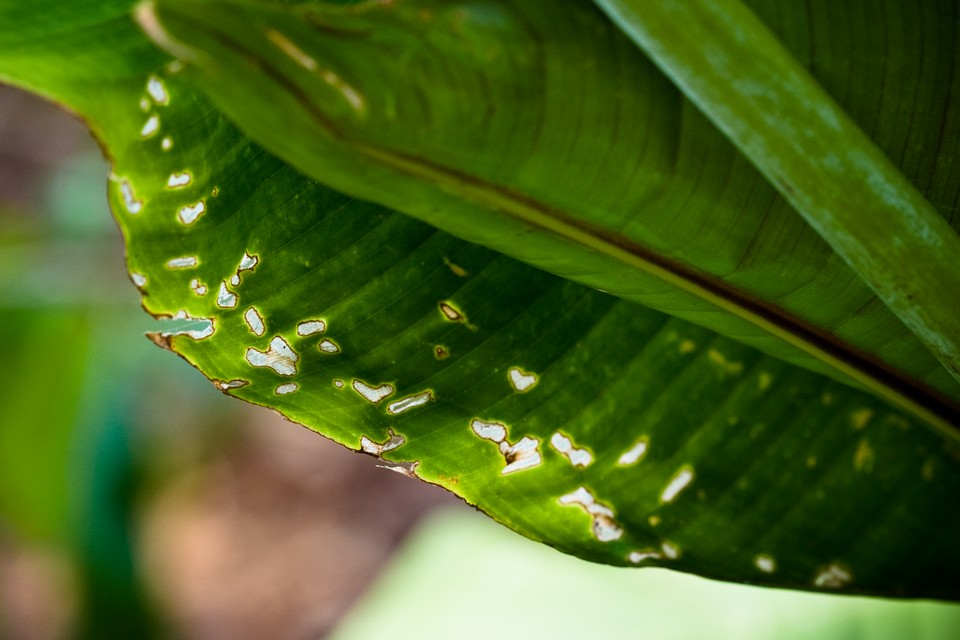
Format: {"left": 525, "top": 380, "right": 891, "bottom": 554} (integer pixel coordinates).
{"left": 137, "top": 0, "right": 960, "bottom": 435}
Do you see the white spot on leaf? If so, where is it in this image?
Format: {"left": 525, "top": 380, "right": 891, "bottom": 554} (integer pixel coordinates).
{"left": 352, "top": 379, "right": 395, "bottom": 404}
{"left": 119, "top": 180, "right": 143, "bottom": 214}
{"left": 215, "top": 379, "right": 248, "bottom": 391}
{"left": 146, "top": 75, "right": 169, "bottom": 105}
{"left": 275, "top": 382, "right": 299, "bottom": 395}
{"left": 470, "top": 419, "right": 542, "bottom": 475}
{"left": 386, "top": 391, "right": 434, "bottom": 415}
{"left": 216, "top": 281, "right": 238, "bottom": 308}
{"left": 140, "top": 114, "right": 160, "bottom": 138}
{"left": 814, "top": 563, "right": 852, "bottom": 589}
{"left": 617, "top": 437, "right": 648, "bottom": 466}
{"left": 376, "top": 460, "right": 419, "bottom": 478}
{"left": 177, "top": 201, "right": 206, "bottom": 225}
{"left": 439, "top": 301, "right": 464, "bottom": 322}
{"left": 660, "top": 541, "right": 681, "bottom": 559}
{"left": 297, "top": 320, "right": 326, "bottom": 336}
{"left": 245, "top": 336, "right": 299, "bottom": 376}
{"left": 166, "top": 256, "right": 198, "bottom": 269}
{"left": 190, "top": 278, "right": 208, "bottom": 296}
{"left": 660, "top": 466, "right": 695, "bottom": 504}
{"left": 158, "top": 310, "right": 215, "bottom": 340}
{"left": 550, "top": 432, "right": 592, "bottom": 468}
{"left": 131, "top": 272, "right": 147, "bottom": 288}
{"left": 318, "top": 339, "right": 340, "bottom": 354}
{"left": 500, "top": 437, "right": 542, "bottom": 475}
{"left": 161, "top": 136, "right": 173, "bottom": 151}
{"left": 244, "top": 307, "right": 265, "bottom": 336}
{"left": 628, "top": 550, "right": 661, "bottom": 564}
{"left": 508, "top": 367, "right": 538, "bottom": 392}
{"left": 471, "top": 419, "right": 507, "bottom": 443}
{"left": 166, "top": 171, "right": 192, "bottom": 188}
{"left": 184, "top": 324, "right": 214, "bottom": 340}
{"left": 558, "top": 487, "right": 623, "bottom": 542}
{"left": 755, "top": 554, "right": 776, "bottom": 573}
{"left": 227, "top": 252, "right": 259, "bottom": 288}
{"left": 360, "top": 428, "right": 405, "bottom": 456}
{"left": 238, "top": 252, "right": 258, "bottom": 271}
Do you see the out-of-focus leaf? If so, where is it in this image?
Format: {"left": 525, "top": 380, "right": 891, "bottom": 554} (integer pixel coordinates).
{"left": 0, "top": 102, "right": 174, "bottom": 637}
{"left": 0, "top": 309, "right": 88, "bottom": 543}
{"left": 593, "top": 0, "right": 960, "bottom": 388}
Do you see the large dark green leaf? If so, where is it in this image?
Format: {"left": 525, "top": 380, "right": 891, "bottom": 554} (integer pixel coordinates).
{"left": 137, "top": 0, "right": 960, "bottom": 434}
{"left": 1, "top": 0, "right": 959, "bottom": 599}
{"left": 594, "top": 0, "right": 960, "bottom": 389}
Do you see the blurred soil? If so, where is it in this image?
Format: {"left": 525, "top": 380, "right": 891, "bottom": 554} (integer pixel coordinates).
{"left": 141, "top": 413, "right": 464, "bottom": 640}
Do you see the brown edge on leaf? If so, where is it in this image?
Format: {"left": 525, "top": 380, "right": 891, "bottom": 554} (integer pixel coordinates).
{"left": 145, "top": 331, "right": 173, "bottom": 351}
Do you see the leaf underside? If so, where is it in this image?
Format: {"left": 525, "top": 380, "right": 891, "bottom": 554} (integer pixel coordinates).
{"left": 0, "top": 0, "right": 958, "bottom": 599}
{"left": 141, "top": 0, "right": 960, "bottom": 430}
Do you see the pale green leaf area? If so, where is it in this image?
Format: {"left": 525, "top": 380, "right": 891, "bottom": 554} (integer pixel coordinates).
{"left": 1, "top": 0, "right": 959, "bottom": 601}
{"left": 332, "top": 509, "right": 960, "bottom": 640}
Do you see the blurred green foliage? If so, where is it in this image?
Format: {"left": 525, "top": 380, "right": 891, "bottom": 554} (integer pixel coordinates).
{"left": 0, "top": 143, "right": 238, "bottom": 638}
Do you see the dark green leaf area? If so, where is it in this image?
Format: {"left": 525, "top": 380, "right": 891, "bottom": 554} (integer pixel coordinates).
{"left": 143, "top": 0, "right": 960, "bottom": 413}
{"left": 97, "top": 64, "right": 959, "bottom": 597}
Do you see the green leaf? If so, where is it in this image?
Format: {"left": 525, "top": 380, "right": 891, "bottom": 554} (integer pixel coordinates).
{"left": 135, "top": 0, "right": 960, "bottom": 435}
{"left": 2, "top": 0, "right": 959, "bottom": 599}
{"left": 333, "top": 510, "right": 960, "bottom": 640}
{"left": 592, "top": 0, "right": 960, "bottom": 389}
